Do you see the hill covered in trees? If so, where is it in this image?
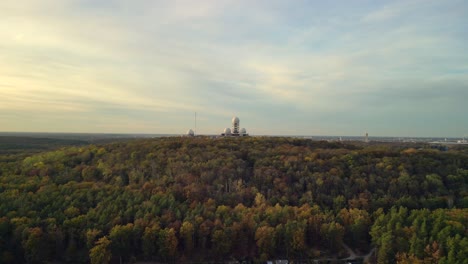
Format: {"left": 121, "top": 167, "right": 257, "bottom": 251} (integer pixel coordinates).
{"left": 0, "top": 137, "right": 467, "bottom": 263}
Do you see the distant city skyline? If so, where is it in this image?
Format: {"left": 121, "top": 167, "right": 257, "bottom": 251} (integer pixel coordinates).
{"left": 1, "top": 0, "right": 467, "bottom": 137}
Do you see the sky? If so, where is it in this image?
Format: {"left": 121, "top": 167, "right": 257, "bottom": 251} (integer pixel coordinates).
{"left": 1, "top": 0, "right": 467, "bottom": 137}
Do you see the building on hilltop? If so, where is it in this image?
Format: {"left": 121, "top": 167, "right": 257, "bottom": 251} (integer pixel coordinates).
{"left": 221, "top": 116, "right": 248, "bottom": 137}
{"left": 186, "top": 129, "right": 194, "bottom": 137}
{"left": 223, "top": 127, "right": 231, "bottom": 136}
{"left": 232, "top": 116, "right": 240, "bottom": 134}
{"left": 185, "top": 116, "right": 249, "bottom": 137}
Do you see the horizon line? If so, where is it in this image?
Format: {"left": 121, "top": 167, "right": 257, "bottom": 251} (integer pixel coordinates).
{"left": 0, "top": 131, "right": 465, "bottom": 139}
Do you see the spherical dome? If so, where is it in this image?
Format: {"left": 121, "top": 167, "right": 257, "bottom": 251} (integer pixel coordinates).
{"left": 232, "top": 116, "right": 239, "bottom": 124}
{"left": 186, "top": 129, "right": 194, "bottom": 136}
{"left": 224, "top": 127, "right": 231, "bottom": 135}
{"left": 240, "top": 128, "right": 246, "bottom": 134}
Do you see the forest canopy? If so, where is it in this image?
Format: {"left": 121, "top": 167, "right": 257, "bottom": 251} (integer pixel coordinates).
{"left": 0, "top": 136, "right": 467, "bottom": 263}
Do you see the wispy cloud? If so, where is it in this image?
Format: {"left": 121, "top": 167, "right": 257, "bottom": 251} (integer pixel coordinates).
{"left": 0, "top": 0, "right": 467, "bottom": 136}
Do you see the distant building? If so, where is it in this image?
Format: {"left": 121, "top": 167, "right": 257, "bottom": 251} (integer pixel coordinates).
{"left": 221, "top": 116, "right": 248, "bottom": 136}
{"left": 364, "top": 132, "right": 369, "bottom": 143}
{"left": 186, "top": 129, "right": 194, "bottom": 137}
{"left": 232, "top": 116, "right": 240, "bottom": 134}
{"left": 185, "top": 116, "right": 249, "bottom": 137}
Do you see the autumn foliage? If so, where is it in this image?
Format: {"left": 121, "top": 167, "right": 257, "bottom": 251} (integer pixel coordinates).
{"left": 0, "top": 137, "right": 466, "bottom": 263}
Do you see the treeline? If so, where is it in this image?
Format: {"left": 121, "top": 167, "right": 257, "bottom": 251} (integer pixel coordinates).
{"left": 0, "top": 137, "right": 466, "bottom": 263}
{"left": 0, "top": 136, "right": 87, "bottom": 155}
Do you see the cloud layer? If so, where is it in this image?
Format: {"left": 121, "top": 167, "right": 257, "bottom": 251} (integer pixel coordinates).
{"left": 1, "top": 0, "right": 467, "bottom": 136}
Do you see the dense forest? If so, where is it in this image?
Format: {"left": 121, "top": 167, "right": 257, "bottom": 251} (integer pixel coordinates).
{"left": 0, "top": 136, "right": 467, "bottom": 263}
{"left": 0, "top": 136, "right": 87, "bottom": 155}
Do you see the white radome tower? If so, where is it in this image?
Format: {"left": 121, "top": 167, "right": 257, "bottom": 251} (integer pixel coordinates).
{"left": 220, "top": 116, "right": 248, "bottom": 137}
{"left": 232, "top": 116, "right": 240, "bottom": 134}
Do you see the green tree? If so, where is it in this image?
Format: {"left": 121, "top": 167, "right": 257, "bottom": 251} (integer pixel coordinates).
{"left": 158, "top": 228, "right": 178, "bottom": 261}
{"left": 211, "top": 228, "right": 231, "bottom": 259}
{"left": 82, "top": 166, "right": 99, "bottom": 181}
{"left": 109, "top": 224, "right": 134, "bottom": 263}
{"left": 86, "top": 229, "right": 102, "bottom": 249}
{"left": 320, "top": 221, "right": 344, "bottom": 253}
{"left": 180, "top": 221, "right": 195, "bottom": 254}
{"left": 142, "top": 226, "right": 159, "bottom": 260}
{"left": 377, "top": 231, "right": 395, "bottom": 264}
{"left": 89, "top": 236, "right": 111, "bottom": 264}
{"left": 22, "top": 227, "right": 50, "bottom": 264}
{"left": 255, "top": 225, "right": 276, "bottom": 260}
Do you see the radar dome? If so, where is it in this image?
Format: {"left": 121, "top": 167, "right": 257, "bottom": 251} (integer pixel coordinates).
{"left": 232, "top": 116, "right": 240, "bottom": 134}
{"left": 186, "top": 129, "right": 194, "bottom": 136}
{"left": 240, "top": 128, "right": 246, "bottom": 134}
{"left": 224, "top": 128, "right": 231, "bottom": 135}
